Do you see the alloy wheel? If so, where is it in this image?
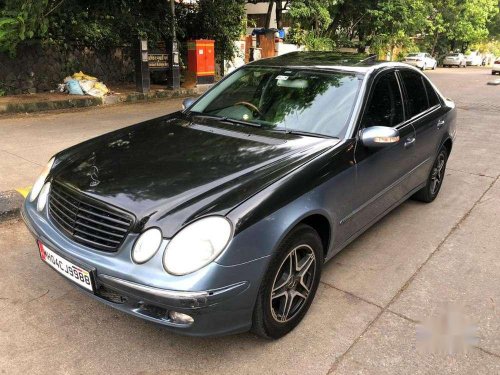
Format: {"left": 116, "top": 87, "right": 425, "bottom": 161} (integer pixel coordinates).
{"left": 270, "top": 245, "right": 316, "bottom": 323}
{"left": 430, "top": 152, "right": 446, "bottom": 195}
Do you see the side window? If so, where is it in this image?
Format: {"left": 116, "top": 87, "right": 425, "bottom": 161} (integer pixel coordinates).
{"left": 423, "top": 79, "right": 440, "bottom": 107}
{"left": 400, "top": 70, "right": 429, "bottom": 117}
{"left": 361, "top": 72, "right": 404, "bottom": 128}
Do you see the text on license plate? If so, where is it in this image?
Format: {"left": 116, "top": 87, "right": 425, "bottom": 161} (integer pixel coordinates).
{"left": 38, "top": 242, "right": 93, "bottom": 292}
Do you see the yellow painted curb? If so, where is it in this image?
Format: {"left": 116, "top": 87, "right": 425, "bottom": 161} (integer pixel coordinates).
{"left": 16, "top": 187, "right": 31, "bottom": 198}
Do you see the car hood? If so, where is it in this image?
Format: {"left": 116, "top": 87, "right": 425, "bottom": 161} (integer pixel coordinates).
{"left": 52, "top": 113, "right": 339, "bottom": 237}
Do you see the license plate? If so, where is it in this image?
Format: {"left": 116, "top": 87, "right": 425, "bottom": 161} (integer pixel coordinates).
{"left": 38, "top": 242, "right": 94, "bottom": 292}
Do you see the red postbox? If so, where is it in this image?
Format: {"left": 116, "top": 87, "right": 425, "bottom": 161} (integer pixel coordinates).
{"left": 187, "top": 39, "right": 215, "bottom": 84}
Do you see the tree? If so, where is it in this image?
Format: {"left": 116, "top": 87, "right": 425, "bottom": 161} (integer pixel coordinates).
{"left": 287, "top": 0, "right": 338, "bottom": 50}
{"left": 187, "top": 0, "right": 246, "bottom": 72}
{"left": 370, "top": 0, "right": 432, "bottom": 59}
{"left": 0, "top": 0, "right": 51, "bottom": 54}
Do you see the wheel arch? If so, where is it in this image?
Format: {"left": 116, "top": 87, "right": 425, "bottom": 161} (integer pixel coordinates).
{"left": 442, "top": 137, "right": 453, "bottom": 155}
{"left": 299, "top": 214, "right": 331, "bottom": 260}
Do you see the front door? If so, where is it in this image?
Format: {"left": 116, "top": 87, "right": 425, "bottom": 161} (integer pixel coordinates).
{"left": 344, "top": 70, "right": 416, "bottom": 237}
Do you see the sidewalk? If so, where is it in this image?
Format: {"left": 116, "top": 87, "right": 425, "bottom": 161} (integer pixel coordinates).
{"left": 0, "top": 84, "right": 205, "bottom": 115}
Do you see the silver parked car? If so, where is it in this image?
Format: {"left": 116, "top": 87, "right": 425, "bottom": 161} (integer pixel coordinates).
{"left": 443, "top": 53, "right": 466, "bottom": 68}
{"left": 404, "top": 52, "right": 437, "bottom": 71}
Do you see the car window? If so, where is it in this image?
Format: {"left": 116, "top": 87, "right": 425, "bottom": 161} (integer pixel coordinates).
{"left": 399, "top": 70, "right": 430, "bottom": 117}
{"left": 360, "top": 72, "right": 404, "bottom": 128}
{"left": 191, "top": 67, "right": 361, "bottom": 138}
{"left": 423, "top": 79, "right": 440, "bottom": 107}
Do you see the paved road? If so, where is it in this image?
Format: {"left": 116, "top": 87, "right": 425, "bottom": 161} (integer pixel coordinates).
{"left": 0, "top": 67, "right": 499, "bottom": 374}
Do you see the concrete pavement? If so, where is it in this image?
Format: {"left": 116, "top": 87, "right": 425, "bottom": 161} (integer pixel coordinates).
{"left": 0, "top": 67, "right": 499, "bottom": 374}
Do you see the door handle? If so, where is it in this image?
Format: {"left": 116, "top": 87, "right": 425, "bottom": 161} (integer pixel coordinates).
{"left": 404, "top": 137, "right": 416, "bottom": 149}
{"left": 437, "top": 120, "right": 445, "bottom": 129}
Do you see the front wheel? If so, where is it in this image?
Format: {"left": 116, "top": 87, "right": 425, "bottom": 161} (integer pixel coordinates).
{"left": 251, "top": 224, "right": 323, "bottom": 339}
{"left": 413, "top": 148, "right": 448, "bottom": 203}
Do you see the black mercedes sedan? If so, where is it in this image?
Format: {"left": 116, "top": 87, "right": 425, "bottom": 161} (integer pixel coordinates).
{"left": 22, "top": 52, "right": 456, "bottom": 339}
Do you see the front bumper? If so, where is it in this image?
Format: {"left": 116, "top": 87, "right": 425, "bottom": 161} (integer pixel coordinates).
{"left": 443, "top": 60, "right": 461, "bottom": 66}
{"left": 22, "top": 201, "right": 270, "bottom": 336}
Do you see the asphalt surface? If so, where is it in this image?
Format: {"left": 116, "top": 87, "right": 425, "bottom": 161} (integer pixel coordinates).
{"left": 0, "top": 67, "right": 499, "bottom": 374}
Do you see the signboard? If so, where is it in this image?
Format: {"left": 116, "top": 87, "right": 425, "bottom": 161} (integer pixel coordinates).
{"left": 148, "top": 41, "right": 169, "bottom": 71}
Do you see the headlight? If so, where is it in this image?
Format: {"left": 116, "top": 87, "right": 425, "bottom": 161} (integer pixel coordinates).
{"left": 132, "top": 228, "right": 163, "bottom": 264}
{"left": 163, "top": 217, "right": 232, "bottom": 276}
{"left": 29, "top": 158, "right": 55, "bottom": 202}
{"left": 36, "top": 182, "right": 51, "bottom": 212}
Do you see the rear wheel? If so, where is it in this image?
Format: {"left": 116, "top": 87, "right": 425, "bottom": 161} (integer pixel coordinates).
{"left": 251, "top": 224, "right": 323, "bottom": 339}
{"left": 413, "top": 148, "right": 448, "bottom": 203}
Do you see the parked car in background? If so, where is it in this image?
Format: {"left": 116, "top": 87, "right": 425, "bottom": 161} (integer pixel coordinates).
{"left": 404, "top": 53, "right": 437, "bottom": 70}
{"left": 443, "top": 53, "right": 467, "bottom": 68}
{"left": 466, "top": 52, "right": 482, "bottom": 66}
{"left": 492, "top": 59, "right": 500, "bottom": 75}
{"left": 22, "top": 52, "right": 456, "bottom": 339}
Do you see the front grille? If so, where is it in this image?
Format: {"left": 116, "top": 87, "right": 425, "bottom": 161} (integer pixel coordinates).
{"left": 48, "top": 181, "right": 133, "bottom": 252}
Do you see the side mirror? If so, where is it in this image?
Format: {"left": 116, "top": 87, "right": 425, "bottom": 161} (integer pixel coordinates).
{"left": 361, "top": 126, "right": 400, "bottom": 148}
{"left": 182, "top": 97, "right": 198, "bottom": 110}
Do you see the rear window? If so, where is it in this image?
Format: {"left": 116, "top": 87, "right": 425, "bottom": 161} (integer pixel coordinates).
{"left": 399, "top": 70, "right": 430, "bottom": 117}
{"left": 423, "top": 79, "right": 440, "bottom": 107}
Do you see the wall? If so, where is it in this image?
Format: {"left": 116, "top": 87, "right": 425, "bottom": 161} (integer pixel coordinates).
{"left": 0, "top": 41, "right": 135, "bottom": 95}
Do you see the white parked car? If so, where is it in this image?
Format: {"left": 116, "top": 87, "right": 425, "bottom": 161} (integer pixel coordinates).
{"left": 492, "top": 59, "right": 500, "bottom": 75}
{"left": 443, "top": 53, "right": 467, "bottom": 68}
{"left": 466, "top": 52, "right": 482, "bottom": 66}
{"left": 404, "top": 52, "right": 437, "bottom": 70}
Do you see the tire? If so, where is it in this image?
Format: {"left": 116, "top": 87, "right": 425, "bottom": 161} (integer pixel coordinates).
{"left": 412, "top": 147, "right": 448, "bottom": 203}
{"left": 432, "top": 63, "right": 437, "bottom": 70}
{"left": 251, "top": 224, "right": 323, "bottom": 339}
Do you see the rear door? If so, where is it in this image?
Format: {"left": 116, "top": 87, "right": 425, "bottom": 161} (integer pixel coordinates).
{"left": 398, "top": 69, "right": 445, "bottom": 184}
{"left": 346, "top": 70, "right": 416, "bottom": 236}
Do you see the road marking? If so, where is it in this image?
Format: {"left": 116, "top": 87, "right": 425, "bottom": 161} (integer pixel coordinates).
{"left": 16, "top": 187, "right": 31, "bottom": 198}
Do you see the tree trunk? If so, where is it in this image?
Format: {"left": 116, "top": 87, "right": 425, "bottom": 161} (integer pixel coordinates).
{"left": 276, "top": 0, "right": 283, "bottom": 27}
{"left": 265, "top": 0, "right": 274, "bottom": 29}
{"left": 431, "top": 30, "right": 439, "bottom": 55}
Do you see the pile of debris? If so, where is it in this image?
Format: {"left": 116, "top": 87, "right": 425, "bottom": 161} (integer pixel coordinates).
{"left": 58, "top": 71, "right": 110, "bottom": 98}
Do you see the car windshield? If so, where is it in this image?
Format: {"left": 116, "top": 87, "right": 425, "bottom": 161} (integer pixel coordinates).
{"left": 449, "top": 53, "right": 460, "bottom": 56}
{"left": 189, "top": 66, "right": 361, "bottom": 138}
{"left": 407, "top": 53, "right": 421, "bottom": 57}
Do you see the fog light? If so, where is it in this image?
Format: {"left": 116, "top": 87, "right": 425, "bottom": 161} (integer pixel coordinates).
{"left": 169, "top": 311, "right": 194, "bottom": 325}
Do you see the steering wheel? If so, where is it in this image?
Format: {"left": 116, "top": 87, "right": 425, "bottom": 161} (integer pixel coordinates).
{"left": 235, "top": 101, "right": 263, "bottom": 117}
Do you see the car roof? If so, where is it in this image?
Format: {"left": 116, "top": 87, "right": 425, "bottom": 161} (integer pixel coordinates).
{"left": 248, "top": 51, "right": 415, "bottom": 75}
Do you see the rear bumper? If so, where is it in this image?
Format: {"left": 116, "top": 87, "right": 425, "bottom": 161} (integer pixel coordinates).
{"left": 21, "top": 201, "right": 270, "bottom": 337}
{"left": 404, "top": 60, "right": 424, "bottom": 68}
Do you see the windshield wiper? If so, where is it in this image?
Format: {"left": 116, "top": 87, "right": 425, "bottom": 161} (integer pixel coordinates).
{"left": 191, "top": 113, "right": 261, "bottom": 128}
{"left": 220, "top": 118, "right": 262, "bottom": 128}
{"left": 274, "top": 129, "right": 336, "bottom": 139}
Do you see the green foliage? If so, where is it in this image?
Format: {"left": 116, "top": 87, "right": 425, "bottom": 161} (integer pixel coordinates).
{"left": 1, "top": 0, "right": 498, "bottom": 63}
{"left": 188, "top": 0, "right": 246, "bottom": 67}
{"left": 0, "top": 0, "right": 49, "bottom": 55}
{"left": 287, "top": 0, "right": 499, "bottom": 57}
{"left": 287, "top": 0, "right": 338, "bottom": 51}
